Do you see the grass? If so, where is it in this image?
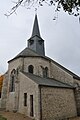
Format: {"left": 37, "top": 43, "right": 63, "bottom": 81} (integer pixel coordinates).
{"left": 0, "top": 115, "right": 7, "bottom": 120}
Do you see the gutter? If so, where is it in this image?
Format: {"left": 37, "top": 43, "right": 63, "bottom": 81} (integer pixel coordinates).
{"left": 73, "top": 76, "right": 80, "bottom": 80}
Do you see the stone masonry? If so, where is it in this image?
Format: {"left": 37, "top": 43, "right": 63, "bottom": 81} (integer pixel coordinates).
{"left": 41, "top": 86, "right": 77, "bottom": 120}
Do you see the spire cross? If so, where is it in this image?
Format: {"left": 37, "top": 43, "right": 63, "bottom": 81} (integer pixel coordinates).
{"left": 35, "top": 8, "right": 37, "bottom": 15}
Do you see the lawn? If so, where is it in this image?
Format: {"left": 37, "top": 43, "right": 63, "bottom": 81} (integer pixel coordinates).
{"left": 0, "top": 115, "right": 7, "bottom": 120}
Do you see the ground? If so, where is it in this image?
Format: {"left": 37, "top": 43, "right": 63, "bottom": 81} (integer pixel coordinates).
{"left": 0, "top": 111, "right": 80, "bottom": 120}
{"left": 0, "top": 111, "right": 32, "bottom": 120}
{"left": 70, "top": 118, "right": 80, "bottom": 120}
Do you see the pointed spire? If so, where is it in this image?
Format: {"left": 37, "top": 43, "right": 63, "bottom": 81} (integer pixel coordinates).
{"left": 32, "top": 14, "right": 40, "bottom": 37}
{"left": 28, "top": 13, "right": 45, "bottom": 56}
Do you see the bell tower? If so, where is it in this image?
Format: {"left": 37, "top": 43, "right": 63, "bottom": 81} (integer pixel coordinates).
{"left": 28, "top": 14, "right": 45, "bottom": 56}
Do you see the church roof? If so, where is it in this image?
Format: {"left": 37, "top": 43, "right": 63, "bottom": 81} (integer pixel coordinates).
{"left": 15, "top": 47, "right": 40, "bottom": 57}
{"left": 32, "top": 14, "right": 40, "bottom": 37}
{"left": 22, "top": 72, "right": 74, "bottom": 88}
{"left": 8, "top": 48, "right": 41, "bottom": 62}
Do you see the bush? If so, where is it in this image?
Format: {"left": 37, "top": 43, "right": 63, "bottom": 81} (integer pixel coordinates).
{"left": 0, "top": 115, "right": 7, "bottom": 120}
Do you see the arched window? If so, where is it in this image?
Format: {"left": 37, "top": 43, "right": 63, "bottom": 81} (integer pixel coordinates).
{"left": 28, "top": 65, "right": 34, "bottom": 74}
{"left": 10, "top": 76, "right": 15, "bottom": 92}
{"left": 10, "top": 69, "right": 16, "bottom": 92}
{"left": 11, "top": 69, "right": 16, "bottom": 74}
{"left": 43, "top": 67, "right": 48, "bottom": 78}
{"left": 45, "top": 67, "right": 48, "bottom": 77}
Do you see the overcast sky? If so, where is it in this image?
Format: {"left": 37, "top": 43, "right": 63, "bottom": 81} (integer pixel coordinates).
{"left": 0, "top": 0, "right": 80, "bottom": 76}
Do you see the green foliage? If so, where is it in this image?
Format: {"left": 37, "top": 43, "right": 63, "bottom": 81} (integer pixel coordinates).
{"left": 39, "top": 0, "right": 80, "bottom": 17}
{"left": 0, "top": 115, "right": 7, "bottom": 120}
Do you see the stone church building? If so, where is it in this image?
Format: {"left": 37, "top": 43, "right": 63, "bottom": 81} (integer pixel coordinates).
{"left": 0, "top": 14, "right": 80, "bottom": 120}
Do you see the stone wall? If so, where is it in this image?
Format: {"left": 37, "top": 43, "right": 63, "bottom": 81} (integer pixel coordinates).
{"left": 18, "top": 72, "right": 40, "bottom": 120}
{"left": 6, "top": 58, "right": 23, "bottom": 111}
{"left": 8, "top": 57, "right": 75, "bottom": 86}
{"left": 24, "top": 57, "right": 51, "bottom": 77}
{"left": 23, "top": 57, "right": 74, "bottom": 86}
{"left": 41, "top": 86, "right": 77, "bottom": 120}
{"left": 74, "top": 87, "right": 80, "bottom": 116}
{"left": 23, "top": 56, "right": 75, "bottom": 86}
{"left": 6, "top": 92, "right": 16, "bottom": 111}
{"left": 8, "top": 58, "right": 23, "bottom": 73}
{"left": 50, "top": 61, "right": 74, "bottom": 85}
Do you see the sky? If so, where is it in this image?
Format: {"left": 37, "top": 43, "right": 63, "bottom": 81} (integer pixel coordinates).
{"left": 0, "top": 0, "right": 80, "bottom": 76}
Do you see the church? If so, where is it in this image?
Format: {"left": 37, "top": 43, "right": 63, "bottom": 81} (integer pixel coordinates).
{"left": 0, "top": 14, "right": 80, "bottom": 120}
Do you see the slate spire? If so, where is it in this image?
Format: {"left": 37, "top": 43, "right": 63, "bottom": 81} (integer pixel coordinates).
{"left": 28, "top": 14, "right": 45, "bottom": 56}
{"left": 32, "top": 14, "right": 40, "bottom": 37}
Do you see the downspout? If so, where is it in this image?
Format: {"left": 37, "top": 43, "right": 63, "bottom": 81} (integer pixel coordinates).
{"left": 39, "top": 85, "right": 42, "bottom": 120}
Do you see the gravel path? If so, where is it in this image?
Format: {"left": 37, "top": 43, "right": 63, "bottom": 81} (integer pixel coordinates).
{"left": 0, "top": 111, "right": 32, "bottom": 120}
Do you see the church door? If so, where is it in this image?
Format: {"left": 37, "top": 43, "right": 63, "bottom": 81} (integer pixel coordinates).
{"left": 30, "top": 95, "right": 34, "bottom": 117}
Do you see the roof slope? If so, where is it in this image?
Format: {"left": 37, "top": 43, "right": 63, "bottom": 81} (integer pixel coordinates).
{"left": 8, "top": 48, "right": 41, "bottom": 62}
{"left": 22, "top": 72, "right": 74, "bottom": 88}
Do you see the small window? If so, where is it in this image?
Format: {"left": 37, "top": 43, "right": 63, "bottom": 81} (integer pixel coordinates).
{"left": 29, "top": 39, "right": 34, "bottom": 45}
{"left": 38, "top": 40, "right": 43, "bottom": 45}
{"left": 24, "top": 93, "right": 27, "bottom": 106}
{"left": 30, "top": 95, "right": 34, "bottom": 116}
{"left": 43, "top": 67, "right": 48, "bottom": 78}
{"left": 45, "top": 67, "right": 48, "bottom": 77}
{"left": 28, "top": 65, "right": 34, "bottom": 74}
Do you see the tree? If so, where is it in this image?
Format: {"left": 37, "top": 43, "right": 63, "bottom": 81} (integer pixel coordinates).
{"left": 5, "top": 0, "right": 80, "bottom": 20}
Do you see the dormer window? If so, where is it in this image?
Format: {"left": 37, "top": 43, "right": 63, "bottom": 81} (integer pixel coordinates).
{"left": 28, "top": 65, "right": 34, "bottom": 74}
